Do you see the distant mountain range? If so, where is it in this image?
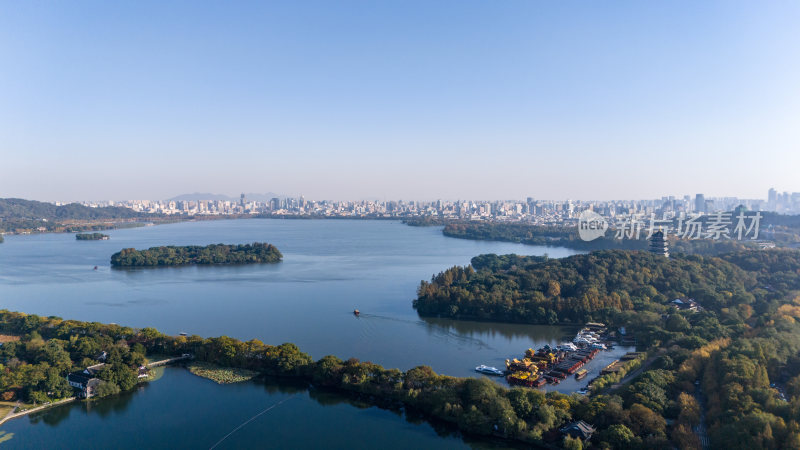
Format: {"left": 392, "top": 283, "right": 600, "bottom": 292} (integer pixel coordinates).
{"left": 168, "top": 193, "right": 286, "bottom": 202}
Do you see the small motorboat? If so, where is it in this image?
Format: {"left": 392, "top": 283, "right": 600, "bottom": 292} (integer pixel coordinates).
{"left": 353, "top": 309, "right": 360, "bottom": 316}
{"left": 93, "top": 266, "right": 98, "bottom": 270}
{"left": 475, "top": 365, "right": 505, "bottom": 376}
{"left": 558, "top": 342, "right": 578, "bottom": 352}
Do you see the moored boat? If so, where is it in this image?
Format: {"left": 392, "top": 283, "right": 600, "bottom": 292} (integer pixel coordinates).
{"left": 475, "top": 365, "right": 505, "bottom": 376}
{"left": 507, "top": 370, "right": 538, "bottom": 386}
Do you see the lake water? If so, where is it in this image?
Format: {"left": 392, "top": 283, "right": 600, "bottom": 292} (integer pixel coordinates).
{"left": 0, "top": 367, "right": 493, "bottom": 449}
{"left": 0, "top": 219, "right": 627, "bottom": 447}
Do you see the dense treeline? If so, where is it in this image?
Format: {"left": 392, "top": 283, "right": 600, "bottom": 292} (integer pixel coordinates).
{"left": 0, "top": 198, "right": 157, "bottom": 234}
{"left": 0, "top": 313, "right": 145, "bottom": 403}
{"left": 0, "top": 219, "right": 146, "bottom": 235}
{"left": 0, "top": 198, "right": 143, "bottom": 221}
{"left": 414, "top": 250, "right": 763, "bottom": 324}
{"left": 0, "top": 310, "right": 688, "bottom": 447}
{"left": 75, "top": 233, "right": 109, "bottom": 240}
{"left": 403, "top": 217, "right": 448, "bottom": 227}
{"left": 612, "top": 287, "right": 800, "bottom": 449}
{"left": 0, "top": 311, "right": 580, "bottom": 446}
{"left": 110, "top": 243, "right": 282, "bottom": 267}
{"left": 443, "top": 222, "right": 645, "bottom": 250}
{"left": 416, "top": 248, "right": 800, "bottom": 448}
{"left": 442, "top": 222, "right": 763, "bottom": 255}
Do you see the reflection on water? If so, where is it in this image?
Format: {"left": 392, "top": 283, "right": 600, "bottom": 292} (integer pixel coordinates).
{"left": 2, "top": 367, "right": 513, "bottom": 449}
{"left": 420, "top": 316, "right": 578, "bottom": 343}
{"left": 356, "top": 313, "right": 498, "bottom": 351}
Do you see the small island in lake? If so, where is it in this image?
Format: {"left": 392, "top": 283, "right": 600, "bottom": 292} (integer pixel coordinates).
{"left": 110, "top": 242, "right": 282, "bottom": 267}
{"left": 187, "top": 361, "right": 257, "bottom": 384}
{"left": 76, "top": 233, "right": 110, "bottom": 241}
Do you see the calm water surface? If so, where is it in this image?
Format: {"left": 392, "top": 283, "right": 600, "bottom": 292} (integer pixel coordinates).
{"left": 0, "top": 219, "right": 625, "bottom": 447}
{"left": 0, "top": 367, "right": 494, "bottom": 449}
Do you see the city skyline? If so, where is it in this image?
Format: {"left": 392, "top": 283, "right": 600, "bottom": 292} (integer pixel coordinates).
{"left": 71, "top": 187, "right": 800, "bottom": 217}
{"left": 2, "top": 1, "right": 799, "bottom": 200}
{"left": 29, "top": 186, "right": 800, "bottom": 205}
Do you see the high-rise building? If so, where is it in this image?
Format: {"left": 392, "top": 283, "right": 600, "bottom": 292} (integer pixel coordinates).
{"left": 240, "top": 193, "right": 246, "bottom": 207}
{"left": 768, "top": 188, "right": 777, "bottom": 210}
{"left": 695, "top": 194, "right": 705, "bottom": 213}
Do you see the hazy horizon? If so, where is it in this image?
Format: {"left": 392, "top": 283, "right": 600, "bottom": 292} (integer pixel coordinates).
{"left": 2, "top": 1, "right": 798, "bottom": 201}
{"left": 1, "top": 190, "right": 782, "bottom": 205}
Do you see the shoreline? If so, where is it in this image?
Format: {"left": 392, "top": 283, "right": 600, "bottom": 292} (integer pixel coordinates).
{"left": 0, "top": 397, "right": 76, "bottom": 427}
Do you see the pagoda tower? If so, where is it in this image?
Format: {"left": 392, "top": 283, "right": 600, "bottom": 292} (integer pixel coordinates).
{"left": 649, "top": 230, "right": 669, "bottom": 258}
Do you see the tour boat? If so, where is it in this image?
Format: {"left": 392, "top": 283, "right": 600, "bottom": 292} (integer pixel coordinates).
{"left": 475, "top": 365, "right": 505, "bottom": 376}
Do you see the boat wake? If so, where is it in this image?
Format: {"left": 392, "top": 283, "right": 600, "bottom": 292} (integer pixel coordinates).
{"left": 208, "top": 395, "right": 296, "bottom": 449}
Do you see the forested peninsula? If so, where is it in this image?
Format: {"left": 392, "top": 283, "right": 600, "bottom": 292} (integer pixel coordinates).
{"left": 110, "top": 243, "right": 282, "bottom": 267}
{"left": 441, "top": 222, "right": 756, "bottom": 255}
{"left": 414, "top": 250, "right": 769, "bottom": 324}
{"left": 414, "top": 248, "right": 800, "bottom": 448}
{"left": 0, "top": 310, "right": 604, "bottom": 447}
{"left": 0, "top": 198, "right": 150, "bottom": 235}
{"left": 440, "top": 216, "right": 800, "bottom": 255}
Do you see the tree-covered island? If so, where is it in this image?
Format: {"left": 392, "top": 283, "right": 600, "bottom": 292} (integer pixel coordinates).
{"left": 75, "top": 233, "right": 110, "bottom": 240}
{"left": 110, "top": 242, "right": 282, "bottom": 267}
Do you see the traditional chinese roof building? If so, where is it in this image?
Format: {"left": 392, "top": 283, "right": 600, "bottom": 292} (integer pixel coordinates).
{"left": 672, "top": 298, "right": 703, "bottom": 312}
{"left": 560, "top": 420, "right": 596, "bottom": 440}
{"left": 649, "top": 229, "right": 669, "bottom": 258}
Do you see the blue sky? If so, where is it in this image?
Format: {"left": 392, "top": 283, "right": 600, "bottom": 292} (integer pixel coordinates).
{"left": 1, "top": 1, "right": 798, "bottom": 201}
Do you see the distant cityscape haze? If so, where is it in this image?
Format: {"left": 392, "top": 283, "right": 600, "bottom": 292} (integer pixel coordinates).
{"left": 1, "top": 1, "right": 799, "bottom": 201}
{"left": 73, "top": 187, "right": 800, "bottom": 219}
